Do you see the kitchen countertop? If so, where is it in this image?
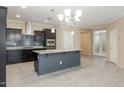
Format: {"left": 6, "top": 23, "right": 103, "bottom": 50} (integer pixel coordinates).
{"left": 33, "top": 49, "right": 81, "bottom": 54}
{"left": 6, "top": 46, "right": 47, "bottom": 50}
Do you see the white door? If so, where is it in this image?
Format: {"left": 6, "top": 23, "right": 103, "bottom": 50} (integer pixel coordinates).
{"left": 109, "top": 30, "right": 118, "bottom": 64}
{"left": 93, "top": 30, "right": 106, "bottom": 56}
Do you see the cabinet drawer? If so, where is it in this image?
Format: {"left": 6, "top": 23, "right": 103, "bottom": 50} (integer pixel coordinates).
{"left": 7, "top": 56, "right": 22, "bottom": 64}
{"left": 7, "top": 50, "right": 23, "bottom": 57}
{"left": 61, "top": 51, "right": 80, "bottom": 68}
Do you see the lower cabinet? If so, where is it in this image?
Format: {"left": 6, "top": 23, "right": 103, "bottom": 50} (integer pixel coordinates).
{"left": 23, "top": 50, "right": 35, "bottom": 62}
{"left": 7, "top": 50, "right": 23, "bottom": 64}
{"left": 61, "top": 51, "right": 80, "bottom": 68}
{"left": 6, "top": 49, "right": 41, "bottom": 64}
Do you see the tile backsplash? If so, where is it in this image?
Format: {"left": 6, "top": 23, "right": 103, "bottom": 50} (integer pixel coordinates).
{"left": 7, "top": 35, "right": 43, "bottom": 47}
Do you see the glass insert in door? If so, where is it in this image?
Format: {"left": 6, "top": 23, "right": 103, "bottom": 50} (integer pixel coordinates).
{"left": 93, "top": 30, "right": 106, "bottom": 56}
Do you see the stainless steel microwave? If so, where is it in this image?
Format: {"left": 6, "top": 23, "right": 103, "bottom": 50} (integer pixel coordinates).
{"left": 46, "top": 39, "right": 56, "bottom": 46}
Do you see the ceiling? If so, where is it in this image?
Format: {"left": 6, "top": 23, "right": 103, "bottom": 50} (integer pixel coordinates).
{"left": 7, "top": 6, "right": 124, "bottom": 29}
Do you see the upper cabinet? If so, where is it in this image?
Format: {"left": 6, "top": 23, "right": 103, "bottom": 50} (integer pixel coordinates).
{"left": 34, "top": 30, "right": 45, "bottom": 46}
{"left": 0, "top": 7, "right": 7, "bottom": 27}
{"left": 6, "top": 28, "right": 22, "bottom": 41}
{"left": 34, "top": 31, "right": 45, "bottom": 41}
{"left": 6, "top": 28, "right": 22, "bottom": 46}
{"left": 43, "top": 29, "right": 56, "bottom": 39}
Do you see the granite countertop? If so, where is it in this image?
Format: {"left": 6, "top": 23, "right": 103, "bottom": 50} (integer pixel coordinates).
{"left": 6, "top": 46, "right": 46, "bottom": 50}
{"left": 33, "top": 49, "right": 81, "bottom": 54}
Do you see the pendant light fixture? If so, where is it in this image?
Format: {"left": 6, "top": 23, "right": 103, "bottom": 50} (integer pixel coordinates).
{"left": 51, "top": 28, "right": 55, "bottom": 33}
{"left": 57, "top": 9, "right": 82, "bottom": 25}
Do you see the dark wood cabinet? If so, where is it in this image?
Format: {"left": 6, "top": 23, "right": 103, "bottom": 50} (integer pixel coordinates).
{"left": 7, "top": 50, "right": 23, "bottom": 64}
{"left": 42, "top": 29, "right": 56, "bottom": 49}
{"left": 6, "top": 50, "right": 32, "bottom": 64}
{"left": 22, "top": 50, "right": 35, "bottom": 62}
{"left": 34, "top": 31, "right": 45, "bottom": 46}
{"left": 43, "top": 29, "right": 56, "bottom": 39}
{"left": 6, "top": 48, "right": 47, "bottom": 64}
{"left": 0, "top": 6, "right": 7, "bottom": 87}
{"left": 0, "top": 7, "right": 6, "bottom": 27}
{"left": 34, "top": 31, "right": 45, "bottom": 41}
{"left": 6, "top": 28, "right": 22, "bottom": 42}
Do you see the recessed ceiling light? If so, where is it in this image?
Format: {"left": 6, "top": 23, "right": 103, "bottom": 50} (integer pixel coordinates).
{"left": 16, "top": 14, "right": 20, "bottom": 18}
{"left": 71, "top": 31, "right": 74, "bottom": 35}
{"left": 21, "top": 6, "right": 26, "bottom": 8}
{"left": 45, "top": 19, "right": 48, "bottom": 23}
{"left": 47, "top": 18, "right": 52, "bottom": 20}
{"left": 50, "top": 9, "right": 55, "bottom": 12}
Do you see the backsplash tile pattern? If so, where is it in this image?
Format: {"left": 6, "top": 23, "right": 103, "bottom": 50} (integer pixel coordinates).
{"left": 7, "top": 35, "right": 43, "bottom": 47}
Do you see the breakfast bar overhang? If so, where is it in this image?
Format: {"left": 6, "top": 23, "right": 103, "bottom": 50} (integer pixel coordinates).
{"left": 33, "top": 49, "right": 81, "bottom": 75}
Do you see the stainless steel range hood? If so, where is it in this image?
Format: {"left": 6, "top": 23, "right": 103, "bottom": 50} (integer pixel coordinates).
{"left": 25, "top": 22, "right": 33, "bottom": 35}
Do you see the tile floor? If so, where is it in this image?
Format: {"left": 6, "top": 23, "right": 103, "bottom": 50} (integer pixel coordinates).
{"left": 6, "top": 55, "right": 124, "bottom": 87}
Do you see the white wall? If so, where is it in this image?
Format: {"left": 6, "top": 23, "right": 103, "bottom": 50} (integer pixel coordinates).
{"left": 56, "top": 25, "right": 80, "bottom": 50}
{"left": 106, "top": 16, "right": 124, "bottom": 68}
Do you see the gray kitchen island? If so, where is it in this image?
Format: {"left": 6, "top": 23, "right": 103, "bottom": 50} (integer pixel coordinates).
{"left": 33, "top": 49, "right": 81, "bottom": 75}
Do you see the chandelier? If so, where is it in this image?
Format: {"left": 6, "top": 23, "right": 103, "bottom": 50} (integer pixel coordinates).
{"left": 57, "top": 9, "right": 82, "bottom": 26}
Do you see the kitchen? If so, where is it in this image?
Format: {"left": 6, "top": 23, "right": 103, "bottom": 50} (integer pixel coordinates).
{"left": 2, "top": 6, "right": 124, "bottom": 87}
{"left": 6, "top": 20, "right": 81, "bottom": 75}
{"left": 0, "top": 6, "right": 81, "bottom": 86}
{"left": 6, "top": 22, "right": 56, "bottom": 64}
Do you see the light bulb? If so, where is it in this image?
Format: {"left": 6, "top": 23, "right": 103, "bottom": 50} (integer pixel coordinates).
{"left": 51, "top": 28, "right": 55, "bottom": 33}
{"left": 75, "top": 10, "right": 82, "bottom": 17}
{"left": 57, "top": 14, "right": 64, "bottom": 21}
{"left": 16, "top": 14, "right": 20, "bottom": 18}
{"left": 74, "top": 16, "right": 80, "bottom": 22}
{"left": 45, "top": 19, "right": 48, "bottom": 23}
{"left": 65, "top": 17, "right": 69, "bottom": 23}
{"left": 64, "top": 9, "right": 71, "bottom": 17}
{"left": 71, "top": 31, "right": 74, "bottom": 35}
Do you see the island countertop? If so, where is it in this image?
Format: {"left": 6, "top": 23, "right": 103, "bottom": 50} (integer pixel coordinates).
{"left": 33, "top": 49, "right": 81, "bottom": 54}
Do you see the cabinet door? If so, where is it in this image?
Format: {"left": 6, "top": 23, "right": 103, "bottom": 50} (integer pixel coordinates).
{"left": 35, "top": 31, "right": 45, "bottom": 41}
{"left": 44, "top": 29, "right": 56, "bottom": 39}
{"left": 23, "top": 50, "right": 34, "bottom": 62}
{"left": 38, "top": 53, "right": 62, "bottom": 75}
{"left": 61, "top": 51, "right": 80, "bottom": 68}
{"left": 0, "top": 27, "right": 6, "bottom": 87}
{"left": 0, "top": 7, "right": 7, "bottom": 27}
{"left": 6, "top": 28, "right": 22, "bottom": 42}
{"left": 6, "top": 50, "right": 23, "bottom": 64}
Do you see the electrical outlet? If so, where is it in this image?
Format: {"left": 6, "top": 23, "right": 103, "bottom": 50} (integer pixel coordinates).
{"left": 60, "top": 61, "right": 63, "bottom": 64}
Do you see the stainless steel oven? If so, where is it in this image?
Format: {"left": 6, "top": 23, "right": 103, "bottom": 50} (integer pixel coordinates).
{"left": 46, "top": 39, "right": 56, "bottom": 47}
